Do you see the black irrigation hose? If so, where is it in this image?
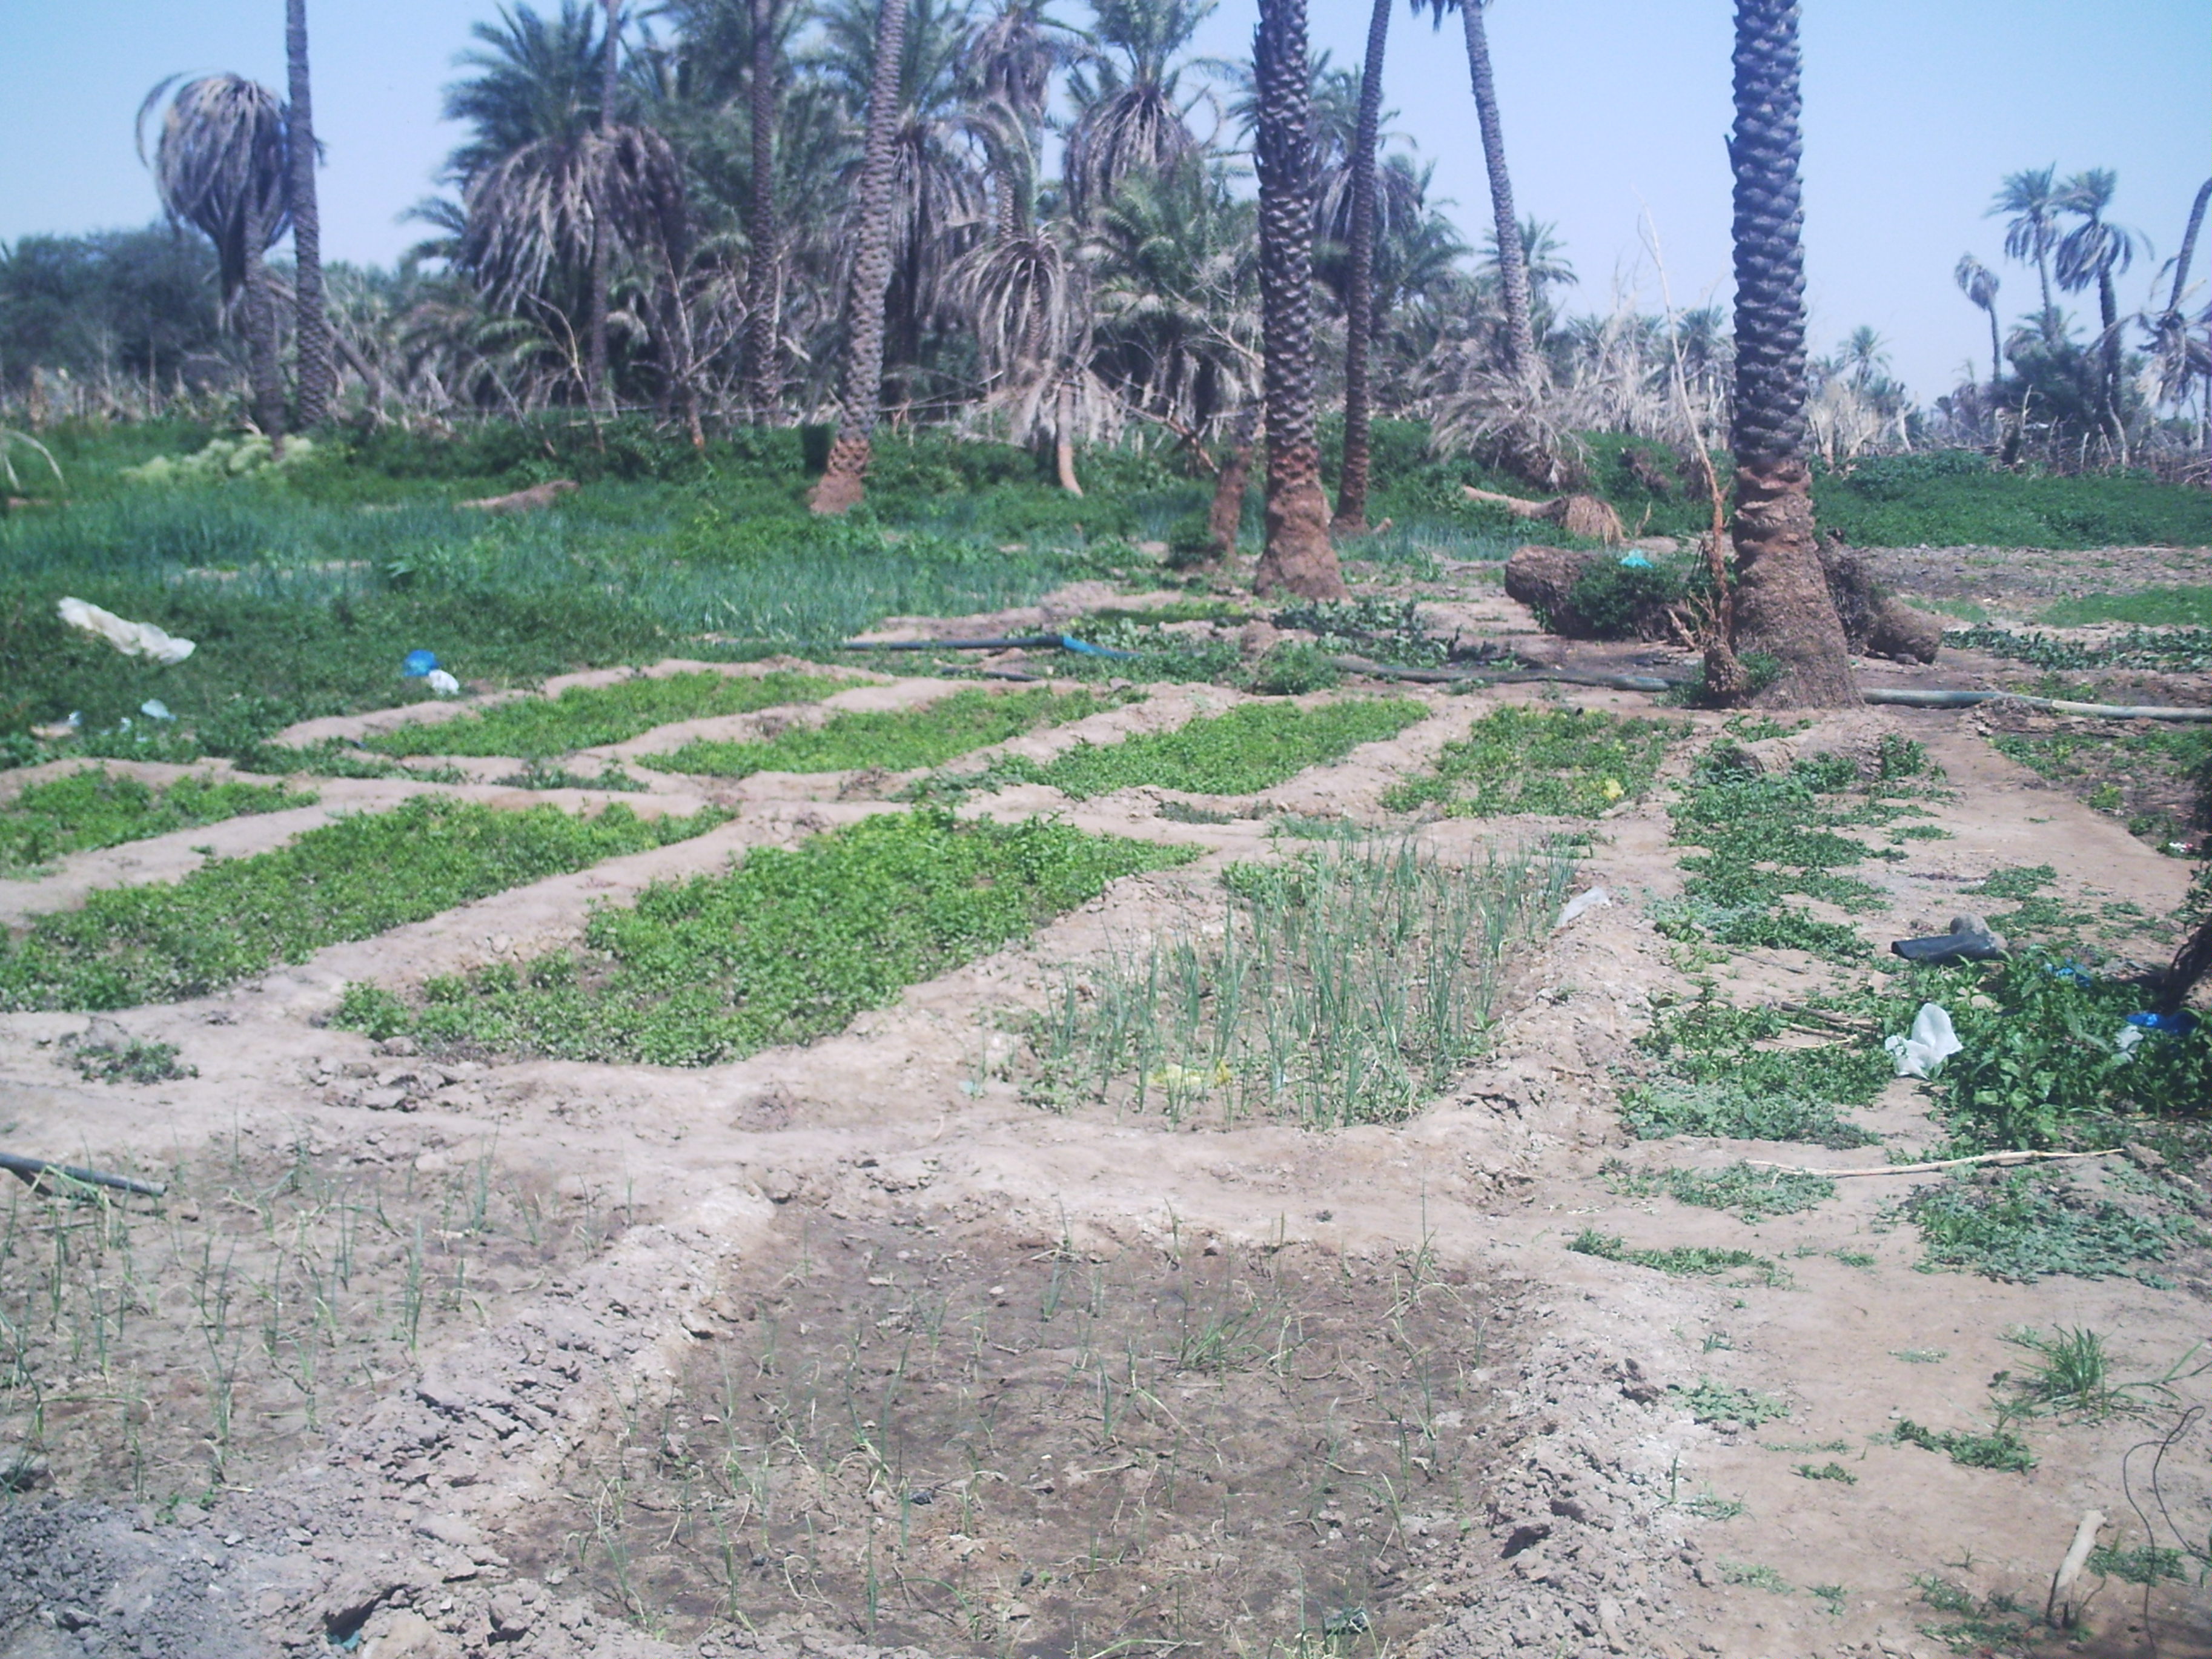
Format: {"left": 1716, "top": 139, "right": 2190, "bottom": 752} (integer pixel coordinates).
{"left": 1, "top": 1151, "right": 167, "bottom": 1199}
{"left": 1860, "top": 687, "right": 2212, "bottom": 721}
{"left": 1331, "top": 657, "right": 1683, "bottom": 693}
{"left": 838, "top": 635, "right": 1136, "bottom": 659}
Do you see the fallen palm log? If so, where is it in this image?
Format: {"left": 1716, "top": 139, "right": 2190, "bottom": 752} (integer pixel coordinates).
{"left": 1863, "top": 687, "right": 2212, "bottom": 721}
{"left": 457, "top": 479, "right": 580, "bottom": 512}
{"left": 1460, "top": 485, "right": 1626, "bottom": 545}
{"left": 1744, "top": 1147, "right": 2122, "bottom": 1180}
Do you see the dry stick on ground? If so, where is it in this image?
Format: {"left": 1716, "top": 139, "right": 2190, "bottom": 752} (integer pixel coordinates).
{"left": 1745, "top": 1147, "right": 2125, "bottom": 1179}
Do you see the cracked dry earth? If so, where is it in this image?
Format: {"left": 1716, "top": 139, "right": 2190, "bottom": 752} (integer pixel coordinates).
{"left": 2, "top": 650, "right": 2210, "bottom": 1659}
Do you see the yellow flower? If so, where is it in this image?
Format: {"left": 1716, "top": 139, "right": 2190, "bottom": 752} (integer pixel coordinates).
{"left": 1601, "top": 778, "right": 1626, "bottom": 801}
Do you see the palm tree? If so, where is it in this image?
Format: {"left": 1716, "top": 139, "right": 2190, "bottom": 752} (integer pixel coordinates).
{"left": 2147, "top": 178, "right": 2211, "bottom": 451}
{"left": 2054, "top": 168, "right": 2143, "bottom": 454}
{"left": 1250, "top": 0, "right": 1344, "bottom": 600}
{"left": 1064, "top": 0, "right": 1212, "bottom": 221}
{"left": 1416, "top": 0, "right": 1533, "bottom": 382}
{"left": 1720, "top": 0, "right": 1853, "bottom": 707}
{"left": 1330, "top": 0, "right": 1391, "bottom": 537}
{"left": 586, "top": 0, "right": 624, "bottom": 402}
{"left": 1989, "top": 165, "right": 2064, "bottom": 342}
{"left": 138, "top": 74, "right": 292, "bottom": 442}
{"left": 438, "top": 1, "right": 689, "bottom": 405}
{"left": 740, "top": 0, "right": 786, "bottom": 419}
{"left": 1954, "top": 253, "right": 2001, "bottom": 387}
{"left": 809, "top": 0, "right": 909, "bottom": 514}
{"left": 1085, "top": 162, "right": 1260, "bottom": 432}
{"left": 285, "top": 0, "right": 335, "bottom": 426}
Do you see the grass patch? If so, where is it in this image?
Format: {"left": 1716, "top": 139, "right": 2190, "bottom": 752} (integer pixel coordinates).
{"left": 1901, "top": 1167, "right": 2204, "bottom": 1286}
{"left": 1601, "top": 1159, "right": 1838, "bottom": 1220}
{"left": 0, "top": 767, "right": 309, "bottom": 873}
{"left": 641, "top": 686, "right": 1113, "bottom": 778}
{"left": 1654, "top": 744, "right": 1933, "bottom": 959}
{"left": 1669, "top": 1378, "right": 1790, "bottom": 1428}
{"left": 1027, "top": 839, "right": 1566, "bottom": 1128}
{"left": 1893, "top": 1419, "right": 2036, "bottom": 1473}
{"left": 1717, "top": 1561, "right": 1790, "bottom": 1594}
{"left": 1912, "top": 1575, "right": 2034, "bottom": 1654}
{"left": 344, "top": 809, "right": 1190, "bottom": 1067}
{"left": 1383, "top": 704, "right": 1684, "bottom": 818}
{"left": 2044, "top": 584, "right": 2212, "bottom": 629}
{"left": 1569, "top": 1230, "right": 1784, "bottom": 1285}
{"left": 2087, "top": 1545, "right": 2190, "bottom": 1585}
{"left": 1623, "top": 993, "right": 1892, "bottom": 1148}
{"left": 1793, "top": 1462, "right": 1856, "bottom": 1484}
{"left": 971, "top": 697, "right": 1427, "bottom": 801}
{"left": 68, "top": 1035, "right": 196, "bottom": 1084}
{"left": 1810, "top": 452, "right": 2212, "bottom": 549}
{"left": 363, "top": 670, "right": 839, "bottom": 759}
{"left": 0, "top": 796, "right": 724, "bottom": 1011}
{"left": 1945, "top": 624, "right": 2212, "bottom": 673}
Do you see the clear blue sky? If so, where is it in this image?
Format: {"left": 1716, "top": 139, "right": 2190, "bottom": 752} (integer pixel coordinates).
{"left": 3, "top": 0, "right": 2206, "bottom": 402}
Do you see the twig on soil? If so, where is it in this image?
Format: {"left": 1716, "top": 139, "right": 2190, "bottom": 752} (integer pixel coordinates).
{"left": 1744, "top": 1148, "right": 2124, "bottom": 1179}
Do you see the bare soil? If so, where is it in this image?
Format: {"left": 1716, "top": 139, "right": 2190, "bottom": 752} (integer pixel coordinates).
{"left": 2, "top": 544, "right": 2209, "bottom": 1659}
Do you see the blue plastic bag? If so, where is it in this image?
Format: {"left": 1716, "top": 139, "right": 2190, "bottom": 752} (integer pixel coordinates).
{"left": 402, "top": 649, "right": 439, "bottom": 678}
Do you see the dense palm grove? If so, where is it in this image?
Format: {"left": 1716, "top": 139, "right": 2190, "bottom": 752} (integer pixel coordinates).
{"left": 0, "top": 0, "right": 2205, "bottom": 487}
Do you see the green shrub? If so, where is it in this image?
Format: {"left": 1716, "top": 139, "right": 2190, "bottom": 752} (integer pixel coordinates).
{"left": 1812, "top": 453, "right": 2212, "bottom": 549}
{"left": 1565, "top": 557, "right": 1689, "bottom": 640}
{"left": 1902, "top": 1168, "right": 2204, "bottom": 1285}
{"left": 1244, "top": 641, "right": 1343, "bottom": 695}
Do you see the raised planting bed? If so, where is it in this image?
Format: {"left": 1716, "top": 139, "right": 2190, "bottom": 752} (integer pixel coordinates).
{"left": 640, "top": 686, "right": 1119, "bottom": 778}
{"left": 363, "top": 669, "right": 842, "bottom": 758}
{"left": 0, "top": 796, "right": 726, "bottom": 1010}
{"left": 339, "top": 807, "right": 1193, "bottom": 1065}
{"left": 0, "top": 768, "right": 311, "bottom": 875}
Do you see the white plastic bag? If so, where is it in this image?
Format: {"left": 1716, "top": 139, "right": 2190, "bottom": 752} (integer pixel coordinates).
{"left": 58, "top": 597, "right": 195, "bottom": 666}
{"left": 1884, "top": 1002, "right": 1962, "bottom": 1079}
{"left": 425, "top": 669, "right": 462, "bottom": 696}
{"left": 1556, "top": 886, "right": 1612, "bottom": 927}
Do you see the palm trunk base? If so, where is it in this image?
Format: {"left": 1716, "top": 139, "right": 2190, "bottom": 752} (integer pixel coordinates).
{"left": 1254, "top": 448, "right": 1345, "bottom": 600}
{"left": 1729, "top": 460, "right": 1858, "bottom": 707}
{"left": 809, "top": 434, "right": 872, "bottom": 515}
{"left": 1207, "top": 440, "right": 1254, "bottom": 558}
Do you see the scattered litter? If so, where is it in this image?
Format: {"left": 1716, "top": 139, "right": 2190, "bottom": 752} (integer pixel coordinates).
{"left": 1556, "top": 886, "right": 1613, "bottom": 927}
{"left": 1890, "top": 912, "right": 2007, "bottom": 964}
{"left": 2116, "top": 1009, "right": 2198, "bottom": 1061}
{"left": 2045, "top": 960, "right": 2096, "bottom": 985}
{"left": 402, "top": 649, "right": 440, "bottom": 678}
{"left": 31, "top": 712, "right": 82, "bottom": 741}
{"left": 57, "top": 597, "right": 195, "bottom": 665}
{"left": 1617, "top": 552, "right": 1654, "bottom": 569}
{"left": 1884, "top": 1002, "right": 1962, "bottom": 1079}
{"left": 139, "top": 699, "right": 174, "bottom": 721}
{"left": 425, "top": 669, "right": 462, "bottom": 696}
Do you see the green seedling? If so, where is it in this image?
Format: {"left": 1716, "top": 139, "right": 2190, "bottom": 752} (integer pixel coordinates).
{"left": 1569, "top": 1231, "right": 1783, "bottom": 1285}
{"left": 643, "top": 687, "right": 1110, "bottom": 778}
{"left": 1793, "top": 1462, "right": 1856, "bottom": 1484}
{"left": 1892, "top": 1419, "right": 2036, "bottom": 1473}
{"left": 995, "top": 697, "right": 1428, "bottom": 800}
{"left": 1718, "top": 1561, "right": 1790, "bottom": 1594}
{"left": 0, "top": 769, "right": 310, "bottom": 875}
{"left": 1601, "top": 1159, "right": 1836, "bottom": 1220}
{"left": 1668, "top": 1379, "right": 1788, "bottom": 1428}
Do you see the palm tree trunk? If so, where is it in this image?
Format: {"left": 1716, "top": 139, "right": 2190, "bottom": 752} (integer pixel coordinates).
{"left": 1053, "top": 378, "right": 1083, "bottom": 496}
{"left": 2035, "top": 250, "right": 2058, "bottom": 342}
{"left": 1721, "top": 0, "right": 1854, "bottom": 708}
{"left": 586, "top": 0, "right": 621, "bottom": 408}
{"left": 809, "top": 0, "right": 909, "bottom": 515}
{"left": 240, "top": 191, "right": 287, "bottom": 446}
{"left": 740, "top": 0, "right": 781, "bottom": 422}
{"left": 1250, "top": 0, "right": 1345, "bottom": 600}
{"left": 2097, "top": 265, "right": 2126, "bottom": 461}
{"left": 286, "top": 0, "right": 333, "bottom": 427}
{"left": 1457, "top": 1, "right": 1535, "bottom": 382}
{"left": 1331, "top": 0, "right": 1391, "bottom": 538}
{"left": 2167, "top": 180, "right": 2210, "bottom": 316}
{"left": 1985, "top": 304, "right": 2002, "bottom": 388}
{"left": 1208, "top": 407, "right": 1258, "bottom": 558}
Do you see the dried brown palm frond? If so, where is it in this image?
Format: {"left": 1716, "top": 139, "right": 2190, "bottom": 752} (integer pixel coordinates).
{"left": 136, "top": 73, "right": 290, "bottom": 303}
{"left": 457, "top": 122, "right": 689, "bottom": 314}
{"left": 1423, "top": 357, "right": 1588, "bottom": 491}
